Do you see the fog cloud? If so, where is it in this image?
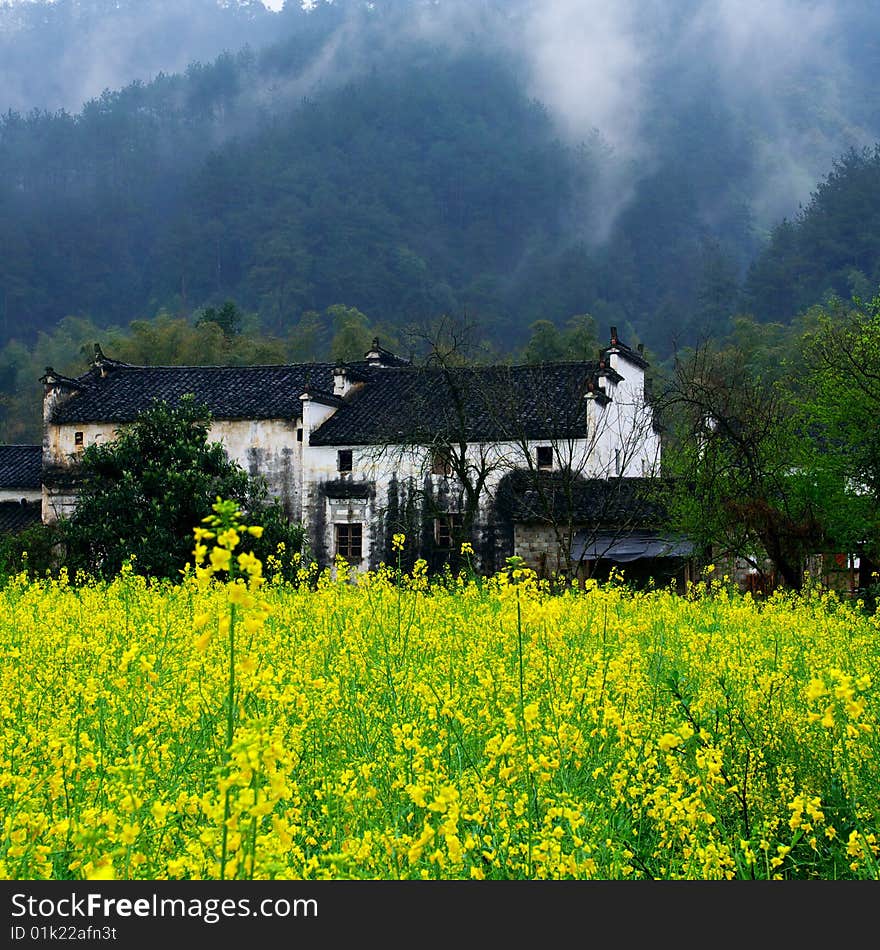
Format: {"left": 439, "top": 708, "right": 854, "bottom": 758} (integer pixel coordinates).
{"left": 2, "top": 0, "right": 876, "bottom": 232}
{"left": 510, "top": 0, "right": 871, "bottom": 223}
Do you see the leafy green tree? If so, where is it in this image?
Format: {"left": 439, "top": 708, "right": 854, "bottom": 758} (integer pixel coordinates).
{"left": 561, "top": 313, "right": 601, "bottom": 361}
{"left": 286, "top": 310, "right": 327, "bottom": 363}
{"left": 658, "top": 341, "right": 829, "bottom": 590}
{"left": 522, "top": 314, "right": 600, "bottom": 364}
{"left": 798, "top": 293, "right": 880, "bottom": 597}
{"left": 329, "top": 305, "right": 375, "bottom": 362}
{"left": 62, "top": 395, "right": 303, "bottom": 580}
{"left": 196, "top": 299, "right": 244, "bottom": 338}
{"left": 522, "top": 319, "right": 566, "bottom": 363}
{"left": 688, "top": 238, "right": 741, "bottom": 338}
{"left": 0, "top": 521, "right": 62, "bottom": 580}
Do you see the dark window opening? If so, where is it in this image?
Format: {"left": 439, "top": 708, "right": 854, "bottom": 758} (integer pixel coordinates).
{"left": 536, "top": 445, "right": 553, "bottom": 470}
{"left": 335, "top": 523, "right": 363, "bottom": 561}
{"left": 296, "top": 429, "right": 303, "bottom": 442}
{"left": 431, "top": 447, "right": 453, "bottom": 476}
{"left": 337, "top": 449, "right": 353, "bottom": 473}
{"left": 434, "top": 513, "right": 464, "bottom": 549}
{"left": 74, "top": 431, "right": 84, "bottom": 449}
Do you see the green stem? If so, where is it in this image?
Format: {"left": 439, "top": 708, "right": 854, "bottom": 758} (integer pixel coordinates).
{"left": 515, "top": 586, "right": 533, "bottom": 878}
{"left": 220, "top": 602, "right": 237, "bottom": 880}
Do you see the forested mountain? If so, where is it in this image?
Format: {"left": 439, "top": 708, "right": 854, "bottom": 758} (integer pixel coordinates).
{"left": 2, "top": 0, "right": 880, "bottom": 374}
{"left": 0, "top": 0, "right": 284, "bottom": 114}
{"left": 743, "top": 146, "right": 880, "bottom": 321}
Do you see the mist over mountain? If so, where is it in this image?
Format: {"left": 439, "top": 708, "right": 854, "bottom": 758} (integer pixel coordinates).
{"left": 0, "top": 0, "right": 285, "bottom": 113}
{"left": 2, "top": 0, "right": 880, "bottom": 360}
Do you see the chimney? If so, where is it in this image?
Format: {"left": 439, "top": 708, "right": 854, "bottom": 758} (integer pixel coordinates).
{"left": 363, "top": 337, "right": 409, "bottom": 367}
{"left": 585, "top": 377, "right": 608, "bottom": 402}
{"left": 92, "top": 343, "right": 108, "bottom": 378}
{"left": 610, "top": 326, "right": 619, "bottom": 346}
{"left": 333, "top": 365, "right": 350, "bottom": 397}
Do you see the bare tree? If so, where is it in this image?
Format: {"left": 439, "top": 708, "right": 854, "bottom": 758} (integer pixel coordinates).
{"left": 365, "top": 318, "right": 665, "bottom": 580}
{"left": 656, "top": 340, "right": 827, "bottom": 591}
{"left": 488, "top": 354, "right": 662, "bottom": 580}
{"left": 364, "top": 317, "right": 519, "bottom": 569}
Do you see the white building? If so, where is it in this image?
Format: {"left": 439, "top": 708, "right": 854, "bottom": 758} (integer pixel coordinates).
{"left": 39, "top": 328, "right": 669, "bottom": 576}
{"left": 0, "top": 444, "right": 42, "bottom": 535}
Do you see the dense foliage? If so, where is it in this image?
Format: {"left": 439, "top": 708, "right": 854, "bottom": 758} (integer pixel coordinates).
{"left": 744, "top": 147, "right": 880, "bottom": 322}
{"left": 59, "top": 395, "right": 304, "bottom": 580}
{"left": 657, "top": 295, "right": 880, "bottom": 602}
{"left": 2, "top": 0, "right": 880, "bottom": 380}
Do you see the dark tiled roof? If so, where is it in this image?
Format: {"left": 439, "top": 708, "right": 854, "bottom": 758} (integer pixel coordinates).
{"left": 0, "top": 501, "right": 42, "bottom": 534}
{"left": 47, "top": 358, "right": 613, "bottom": 443}
{"left": 310, "top": 362, "right": 605, "bottom": 445}
{"left": 0, "top": 445, "right": 42, "bottom": 490}
{"left": 49, "top": 363, "right": 338, "bottom": 424}
{"left": 45, "top": 329, "right": 645, "bottom": 444}
{"left": 495, "top": 471, "right": 669, "bottom": 526}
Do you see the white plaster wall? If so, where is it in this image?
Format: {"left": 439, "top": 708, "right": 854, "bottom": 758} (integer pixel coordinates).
{"left": 601, "top": 356, "right": 660, "bottom": 477}
{"left": 301, "top": 436, "right": 619, "bottom": 570}
{"left": 43, "top": 422, "right": 118, "bottom": 522}
{"left": 42, "top": 486, "right": 78, "bottom": 523}
{"left": 209, "top": 418, "right": 300, "bottom": 518}
{"left": 45, "top": 422, "right": 117, "bottom": 466}
{"left": 0, "top": 488, "right": 42, "bottom": 503}
{"left": 300, "top": 443, "right": 394, "bottom": 569}
{"left": 43, "top": 418, "right": 303, "bottom": 523}
{"left": 300, "top": 398, "right": 338, "bottom": 439}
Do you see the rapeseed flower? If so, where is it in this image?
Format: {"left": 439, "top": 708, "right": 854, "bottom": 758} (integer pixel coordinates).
{"left": 2, "top": 523, "right": 878, "bottom": 881}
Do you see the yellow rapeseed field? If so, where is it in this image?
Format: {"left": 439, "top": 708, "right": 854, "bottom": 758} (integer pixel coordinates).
{"left": 1, "top": 503, "right": 878, "bottom": 881}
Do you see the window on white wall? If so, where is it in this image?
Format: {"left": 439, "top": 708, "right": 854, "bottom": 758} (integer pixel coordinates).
{"left": 431, "top": 447, "right": 454, "bottom": 476}
{"left": 536, "top": 445, "right": 553, "bottom": 470}
{"left": 335, "top": 523, "right": 362, "bottom": 561}
{"left": 337, "top": 449, "right": 353, "bottom": 473}
{"left": 434, "top": 513, "right": 463, "bottom": 548}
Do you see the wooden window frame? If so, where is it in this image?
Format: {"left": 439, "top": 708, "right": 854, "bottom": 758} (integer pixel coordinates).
{"left": 434, "top": 513, "right": 464, "bottom": 549}
{"left": 335, "top": 522, "right": 363, "bottom": 561}
{"left": 431, "top": 447, "right": 454, "bottom": 477}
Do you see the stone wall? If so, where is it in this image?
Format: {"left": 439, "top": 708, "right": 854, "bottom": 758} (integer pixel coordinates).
{"left": 513, "top": 523, "right": 570, "bottom": 577}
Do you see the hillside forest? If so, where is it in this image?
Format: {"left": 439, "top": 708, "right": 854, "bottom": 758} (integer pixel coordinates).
{"left": 2, "top": 0, "right": 880, "bottom": 443}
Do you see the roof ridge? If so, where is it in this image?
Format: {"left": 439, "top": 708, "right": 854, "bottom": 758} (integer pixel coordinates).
{"left": 506, "top": 359, "right": 601, "bottom": 369}
{"left": 84, "top": 361, "right": 338, "bottom": 372}
{"left": 69, "top": 359, "right": 603, "bottom": 376}
{"left": 350, "top": 360, "right": 601, "bottom": 371}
